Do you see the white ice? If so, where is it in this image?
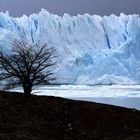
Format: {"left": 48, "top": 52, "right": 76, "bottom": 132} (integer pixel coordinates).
{"left": 12, "top": 85, "right": 140, "bottom": 98}
{"left": 0, "top": 10, "right": 140, "bottom": 85}
{"left": 11, "top": 85, "right": 140, "bottom": 110}
{"left": 34, "top": 85, "right": 140, "bottom": 98}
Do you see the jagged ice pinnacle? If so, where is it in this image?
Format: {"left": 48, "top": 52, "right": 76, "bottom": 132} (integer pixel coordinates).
{"left": 0, "top": 9, "right": 140, "bottom": 85}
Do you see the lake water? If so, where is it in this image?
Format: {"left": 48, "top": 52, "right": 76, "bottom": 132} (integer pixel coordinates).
{"left": 70, "top": 97, "right": 140, "bottom": 110}
{"left": 12, "top": 85, "right": 140, "bottom": 110}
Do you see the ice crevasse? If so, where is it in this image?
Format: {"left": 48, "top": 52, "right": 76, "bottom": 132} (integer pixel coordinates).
{"left": 0, "top": 9, "right": 140, "bottom": 85}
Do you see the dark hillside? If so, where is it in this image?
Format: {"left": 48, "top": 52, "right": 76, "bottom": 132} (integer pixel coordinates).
{"left": 0, "top": 91, "right": 140, "bottom": 140}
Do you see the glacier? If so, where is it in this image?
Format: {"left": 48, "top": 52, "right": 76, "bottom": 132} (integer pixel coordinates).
{"left": 0, "top": 9, "right": 140, "bottom": 85}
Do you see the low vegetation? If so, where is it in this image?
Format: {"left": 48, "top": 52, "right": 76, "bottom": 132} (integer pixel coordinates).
{"left": 0, "top": 91, "right": 140, "bottom": 140}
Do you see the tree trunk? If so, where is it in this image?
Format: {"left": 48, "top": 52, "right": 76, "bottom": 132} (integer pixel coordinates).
{"left": 23, "top": 84, "right": 32, "bottom": 96}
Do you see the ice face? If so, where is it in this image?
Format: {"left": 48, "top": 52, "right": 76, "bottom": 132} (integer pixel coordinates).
{"left": 0, "top": 9, "right": 140, "bottom": 85}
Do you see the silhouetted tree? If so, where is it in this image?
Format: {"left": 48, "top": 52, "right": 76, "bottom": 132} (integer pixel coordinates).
{"left": 0, "top": 40, "right": 55, "bottom": 95}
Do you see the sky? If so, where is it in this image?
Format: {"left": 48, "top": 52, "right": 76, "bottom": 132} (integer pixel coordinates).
{"left": 0, "top": 0, "right": 139, "bottom": 17}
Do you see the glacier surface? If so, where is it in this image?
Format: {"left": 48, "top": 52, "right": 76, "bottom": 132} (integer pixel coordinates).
{"left": 0, "top": 9, "right": 140, "bottom": 85}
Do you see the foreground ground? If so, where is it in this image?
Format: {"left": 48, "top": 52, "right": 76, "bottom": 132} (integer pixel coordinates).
{"left": 0, "top": 92, "right": 140, "bottom": 140}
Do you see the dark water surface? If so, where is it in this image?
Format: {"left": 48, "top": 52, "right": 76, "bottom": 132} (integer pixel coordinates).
{"left": 71, "top": 97, "right": 140, "bottom": 110}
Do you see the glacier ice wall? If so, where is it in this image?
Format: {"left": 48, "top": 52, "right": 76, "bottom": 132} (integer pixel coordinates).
{"left": 0, "top": 9, "right": 140, "bottom": 85}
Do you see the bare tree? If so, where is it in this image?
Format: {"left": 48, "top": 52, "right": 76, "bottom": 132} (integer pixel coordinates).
{"left": 0, "top": 40, "right": 55, "bottom": 95}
